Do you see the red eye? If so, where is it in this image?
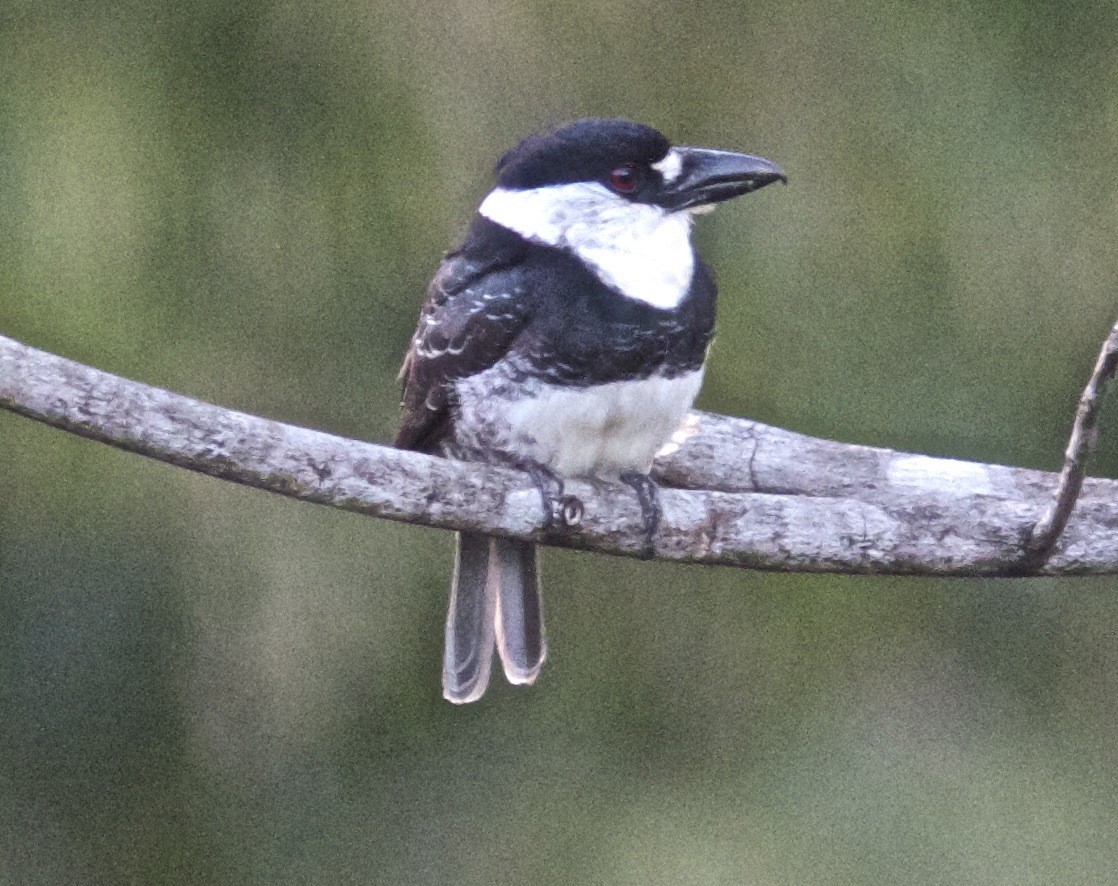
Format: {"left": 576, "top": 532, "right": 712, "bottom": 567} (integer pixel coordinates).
{"left": 608, "top": 164, "right": 640, "bottom": 193}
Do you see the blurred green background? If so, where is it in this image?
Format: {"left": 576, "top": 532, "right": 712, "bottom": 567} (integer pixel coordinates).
{"left": 3, "top": 1, "right": 1118, "bottom": 883}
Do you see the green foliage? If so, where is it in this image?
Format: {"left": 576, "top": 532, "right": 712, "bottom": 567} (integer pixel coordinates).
{"left": 3, "top": 1, "right": 1118, "bottom": 881}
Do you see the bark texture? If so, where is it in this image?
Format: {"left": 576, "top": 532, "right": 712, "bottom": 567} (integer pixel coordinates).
{"left": 3, "top": 332, "right": 1116, "bottom": 575}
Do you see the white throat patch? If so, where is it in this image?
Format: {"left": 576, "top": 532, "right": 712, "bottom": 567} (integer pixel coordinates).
{"left": 478, "top": 182, "right": 696, "bottom": 310}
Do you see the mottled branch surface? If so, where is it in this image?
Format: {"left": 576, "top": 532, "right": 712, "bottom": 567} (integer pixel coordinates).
{"left": 4, "top": 332, "right": 1118, "bottom": 575}
{"left": 1024, "top": 318, "right": 1118, "bottom": 567}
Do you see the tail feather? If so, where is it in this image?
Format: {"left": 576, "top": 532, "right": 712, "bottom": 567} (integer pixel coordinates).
{"left": 493, "top": 539, "right": 546, "bottom": 685}
{"left": 442, "top": 534, "right": 547, "bottom": 703}
{"left": 442, "top": 532, "right": 497, "bottom": 704}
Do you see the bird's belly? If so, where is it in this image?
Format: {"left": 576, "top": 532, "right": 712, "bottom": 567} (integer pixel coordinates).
{"left": 455, "top": 367, "right": 704, "bottom": 478}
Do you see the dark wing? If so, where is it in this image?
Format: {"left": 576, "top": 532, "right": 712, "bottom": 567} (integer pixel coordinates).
{"left": 396, "top": 237, "right": 532, "bottom": 452}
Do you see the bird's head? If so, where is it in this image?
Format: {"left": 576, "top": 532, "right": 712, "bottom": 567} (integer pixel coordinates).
{"left": 484, "top": 117, "right": 784, "bottom": 220}
{"left": 476, "top": 118, "right": 785, "bottom": 308}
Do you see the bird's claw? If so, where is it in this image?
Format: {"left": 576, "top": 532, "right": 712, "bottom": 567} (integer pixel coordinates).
{"left": 523, "top": 463, "right": 567, "bottom": 532}
{"left": 620, "top": 472, "right": 660, "bottom": 559}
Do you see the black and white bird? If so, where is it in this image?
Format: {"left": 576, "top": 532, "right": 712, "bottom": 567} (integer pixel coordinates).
{"left": 396, "top": 118, "right": 785, "bottom": 703}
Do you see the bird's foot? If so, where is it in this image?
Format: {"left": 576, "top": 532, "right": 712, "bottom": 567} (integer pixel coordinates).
{"left": 620, "top": 472, "right": 661, "bottom": 559}
{"left": 441, "top": 445, "right": 579, "bottom": 534}
{"left": 521, "top": 461, "right": 567, "bottom": 532}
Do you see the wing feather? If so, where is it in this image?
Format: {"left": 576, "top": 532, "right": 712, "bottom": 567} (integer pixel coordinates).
{"left": 396, "top": 232, "right": 532, "bottom": 452}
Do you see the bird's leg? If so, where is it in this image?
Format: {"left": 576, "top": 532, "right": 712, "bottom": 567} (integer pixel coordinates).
{"left": 620, "top": 472, "right": 661, "bottom": 560}
{"left": 440, "top": 441, "right": 485, "bottom": 463}
{"left": 519, "top": 461, "right": 566, "bottom": 533}
{"left": 441, "top": 444, "right": 572, "bottom": 532}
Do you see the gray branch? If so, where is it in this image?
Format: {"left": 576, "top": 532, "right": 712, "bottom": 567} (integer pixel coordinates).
{"left": 1024, "top": 318, "right": 1118, "bottom": 567}
{"left": 3, "top": 331, "right": 1117, "bottom": 575}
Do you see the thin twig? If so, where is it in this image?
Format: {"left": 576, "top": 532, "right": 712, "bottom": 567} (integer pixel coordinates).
{"left": 1024, "top": 317, "right": 1118, "bottom": 569}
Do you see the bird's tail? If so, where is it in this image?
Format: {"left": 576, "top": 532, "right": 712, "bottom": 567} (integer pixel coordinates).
{"left": 492, "top": 537, "right": 546, "bottom": 685}
{"left": 442, "top": 532, "right": 546, "bottom": 703}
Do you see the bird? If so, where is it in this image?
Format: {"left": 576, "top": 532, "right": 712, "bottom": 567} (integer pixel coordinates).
{"left": 396, "top": 118, "right": 785, "bottom": 703}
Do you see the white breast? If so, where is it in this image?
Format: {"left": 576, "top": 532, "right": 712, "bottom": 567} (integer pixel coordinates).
{"left": 478, "top": 183, "right": 695, "bottom": 310}
{"left": 457, "top": 368, "right": 705, "bottom": 479}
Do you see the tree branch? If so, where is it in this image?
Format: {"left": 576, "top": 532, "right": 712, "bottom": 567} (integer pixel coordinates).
{"left": 1023, "top": 318, "right": 1118, "bottom": 568}
{"left": 4, "top": 331, "right": 1118, "bottom": 575}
